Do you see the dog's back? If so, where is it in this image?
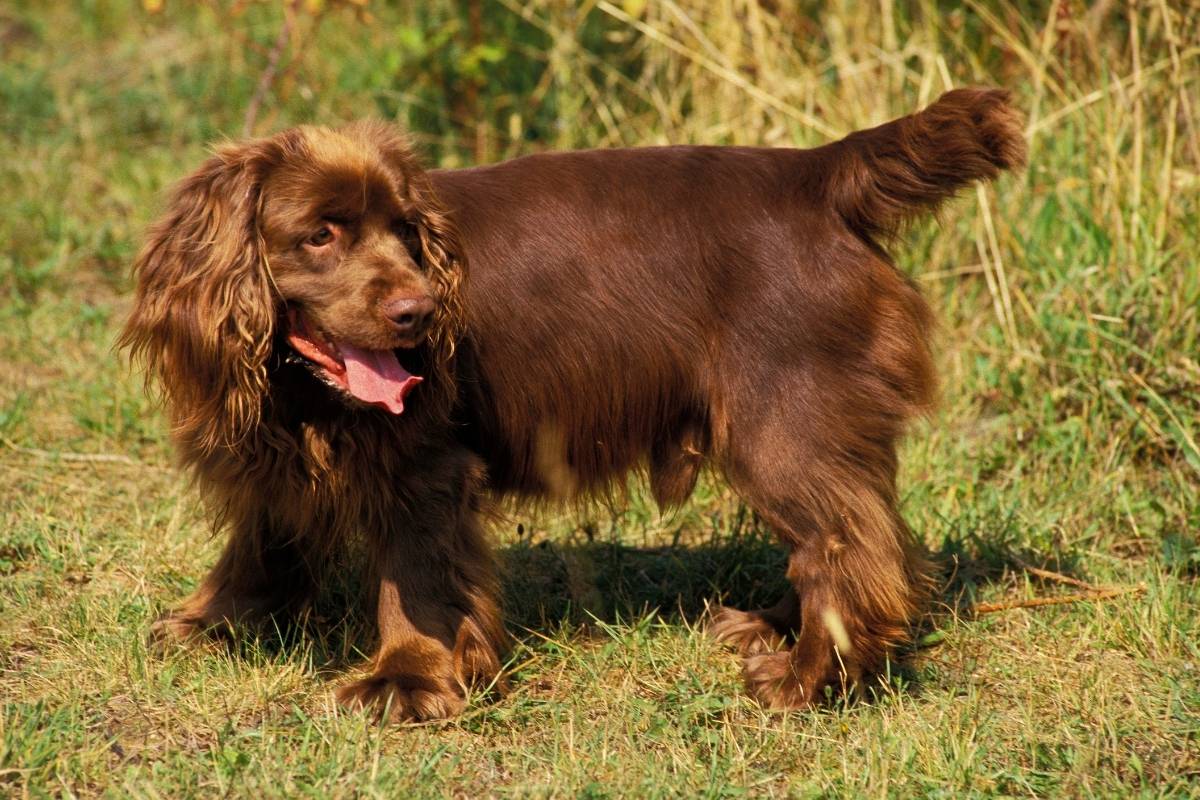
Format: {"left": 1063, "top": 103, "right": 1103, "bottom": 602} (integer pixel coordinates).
{"left": 433, "top": 88, "right": 1025, "bottom": 506}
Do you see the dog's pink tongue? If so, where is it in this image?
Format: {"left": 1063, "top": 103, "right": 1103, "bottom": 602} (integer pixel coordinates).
{"left": 339, "top": 344, "right": 422, "bottom": 415}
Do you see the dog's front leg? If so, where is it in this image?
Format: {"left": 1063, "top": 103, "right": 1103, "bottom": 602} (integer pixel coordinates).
{"left": 336, "top": 461, "right": 507, "bottom": 723}
{"left": 151, "top": 511, "right": 318, "bottom": 648}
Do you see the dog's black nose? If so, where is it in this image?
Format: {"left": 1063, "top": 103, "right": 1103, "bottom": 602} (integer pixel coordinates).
{"left": 382, "top": 294, "right": 436, "bottom": 338}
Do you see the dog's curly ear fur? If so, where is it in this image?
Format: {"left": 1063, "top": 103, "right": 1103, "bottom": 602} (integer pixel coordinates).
{"left": 342, "top": 120, "right": 466, "bottom": 405}
{"left": 120, "top": 135, "right": 293, "bottom": 455}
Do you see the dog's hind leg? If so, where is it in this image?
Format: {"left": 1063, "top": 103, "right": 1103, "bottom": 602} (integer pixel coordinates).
{"left": 712, "top": 271, "right": 935, "bottom": 705}
{"left": 718, "top": 389, "right": 929, "bottom": 706}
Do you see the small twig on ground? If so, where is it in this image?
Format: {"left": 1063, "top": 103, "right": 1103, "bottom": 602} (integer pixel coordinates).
{"left": 242, "top": 0, "right": 300, "bottom": 137}
{"left": 974, "top": 583, "right": 1146, "bottom": 615}
{"left": 1013, "top": 556, "right": 1100, "bottom": 591}
{"left": 2, "top": 436, "right": 139, "bottom": 466}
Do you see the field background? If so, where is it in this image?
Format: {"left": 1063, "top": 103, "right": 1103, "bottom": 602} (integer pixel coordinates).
{"left": 2, "top": 0, "right": 1198, "bottom": 796}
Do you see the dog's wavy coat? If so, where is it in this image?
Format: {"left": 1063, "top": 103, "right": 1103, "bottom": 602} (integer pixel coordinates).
{"left": 122, "top": 89, "right": 1025, "bottom": 720}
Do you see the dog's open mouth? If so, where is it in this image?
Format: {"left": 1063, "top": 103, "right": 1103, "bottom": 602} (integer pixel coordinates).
{"left": 284, "top": 307, "right": 422, "bottom": 415}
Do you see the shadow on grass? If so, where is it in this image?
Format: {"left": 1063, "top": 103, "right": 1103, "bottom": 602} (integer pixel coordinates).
{"left": 498, "top": 526, "right": 788, "bottom": 634}
{"left": 223, "top": 500, "right": 1090, "bottom": 707}
{"left": 497, "top": 502, "right": 1094, "bottom": 637}
{"left": 262, "top": 515, "right": 791, "bottom": 669}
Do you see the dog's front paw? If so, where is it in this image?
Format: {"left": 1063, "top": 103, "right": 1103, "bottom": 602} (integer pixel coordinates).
{"left": 336, "top": 672, "right": 465, "bottom": 723}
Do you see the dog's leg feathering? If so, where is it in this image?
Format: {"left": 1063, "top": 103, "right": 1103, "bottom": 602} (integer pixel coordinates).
{"left": 151, "top": 513, "right": 318, "bottom": 647}
{"left": 335, "top": 455, "right": 507, "bottom": 723}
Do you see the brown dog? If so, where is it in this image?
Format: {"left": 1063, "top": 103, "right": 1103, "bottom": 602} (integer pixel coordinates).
{"left": 122, "top": 89, "right": 1025, "bottom": 720}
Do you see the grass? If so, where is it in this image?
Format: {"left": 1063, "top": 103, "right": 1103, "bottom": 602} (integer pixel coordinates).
{"left": 1, "top": 0, "right": 1198, "bottom": 796}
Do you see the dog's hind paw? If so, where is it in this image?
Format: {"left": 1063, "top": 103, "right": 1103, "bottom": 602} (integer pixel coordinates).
{"left": 708, "top": 605, "right": 790, "bottom": 656}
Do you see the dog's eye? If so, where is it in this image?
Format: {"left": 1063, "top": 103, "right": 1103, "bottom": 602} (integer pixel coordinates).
{"left": 308, "top": 226, "right": 335, "bottom": 247}
{"left": 393, "top": 221, "right": 422, "bottom": 263}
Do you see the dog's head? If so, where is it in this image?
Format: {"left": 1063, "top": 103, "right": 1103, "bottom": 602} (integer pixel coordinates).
{"left": 120, "top": 122, "right": 464, "bottom": 453}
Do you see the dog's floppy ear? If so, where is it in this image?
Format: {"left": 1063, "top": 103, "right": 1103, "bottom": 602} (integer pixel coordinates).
{"left": 344, "top": 120, "right": 466, "bottom": 403}
{"left": 121, "top": 133, "right": 297, "bottom": 455}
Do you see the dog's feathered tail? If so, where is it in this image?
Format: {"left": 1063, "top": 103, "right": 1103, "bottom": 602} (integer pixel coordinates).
{"left": 825, "top": 88, "right": 1026, "bottom": 241}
